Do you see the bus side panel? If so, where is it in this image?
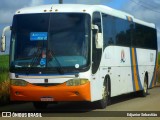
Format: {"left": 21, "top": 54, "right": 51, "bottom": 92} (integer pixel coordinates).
{"left": 90, "top": 70, "right": 104, "bottom": 101}
{"left": 135, "top": 48, "right": 157, "bottom": 89}
{"left": 99, "top": 46, "right": 157, "bottom": 98}
{"left": 100, "top": 46, "right": 133, "bottom": 97}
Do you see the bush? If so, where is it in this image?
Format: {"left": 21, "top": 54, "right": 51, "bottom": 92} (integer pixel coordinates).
{"left": 0, "top": 80, "right": 10, "bottom": 105}
{"left": 0, "top": 55, "right": 10, "bottom": 105}
{"left": 0, "top": 55, "right": 9, "bottom": 83}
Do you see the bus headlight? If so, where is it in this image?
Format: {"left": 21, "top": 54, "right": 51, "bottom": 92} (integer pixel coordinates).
{"left": 11, "top": 79, "right": 28, "bottom": 86}
{"left": 66, "top": 79, "right": 89, "bottom": 86}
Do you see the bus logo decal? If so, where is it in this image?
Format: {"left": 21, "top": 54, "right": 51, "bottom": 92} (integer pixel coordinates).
{"left": 121, "top": 49, "right": 125, "bottom": 63}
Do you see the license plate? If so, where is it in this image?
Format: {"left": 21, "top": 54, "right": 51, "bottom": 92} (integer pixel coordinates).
{"left": 40, "top": 97, "right": 54, "bottom": 101}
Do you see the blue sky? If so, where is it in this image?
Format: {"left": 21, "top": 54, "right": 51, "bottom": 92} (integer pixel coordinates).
{"left": 106, "top": 0, "right": 126, "bottom": 9}
{"left": 0, "top": 0, "right": 160, "bottom": 54}
{"left": 44, "top": 0, "right": 126, "bottom": 9}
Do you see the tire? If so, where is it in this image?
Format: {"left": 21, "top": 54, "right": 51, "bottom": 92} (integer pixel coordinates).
{"left": 96, "top": 79, "right": 110, "bottom": 109}
{"left": 140, "top": 76, "right": 148, "bottom": 97}
{"left": 33, "top": 102, "right": 48, "bottom": 109}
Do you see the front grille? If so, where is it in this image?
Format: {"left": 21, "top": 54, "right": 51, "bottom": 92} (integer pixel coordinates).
{"left": 32, "top": 83, "right": 61, "bottom": 87}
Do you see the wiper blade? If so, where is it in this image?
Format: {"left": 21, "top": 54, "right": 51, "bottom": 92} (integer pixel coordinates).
{"left": 47, "top": 50, "right": 64, "bottom": 74}
{"left": 16, "top": 57, "right": 32, "bottom": 60}
{"left": 26, "top": 48, "right": 42, "bottom": 75}
{"left": 30, "top": 49, "right": 42, "bottom": 67}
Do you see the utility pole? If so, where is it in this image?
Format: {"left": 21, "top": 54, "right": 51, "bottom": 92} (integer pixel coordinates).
{"left": 59, "top": 0, "right": 63, "bottom": 4}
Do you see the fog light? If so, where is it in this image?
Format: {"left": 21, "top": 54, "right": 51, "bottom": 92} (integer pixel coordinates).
{"left": 74, "top": 91, "right": 79, "bottom": 95}
{"left": 11, "top": 79, "right": 28, "bottom": 86}
{"left": 15, "top": 91, "right": 20, "bottom": 95}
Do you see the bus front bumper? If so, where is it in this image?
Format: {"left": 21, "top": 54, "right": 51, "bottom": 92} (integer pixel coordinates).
{"left": 10, "top": 82, "right": 91, "bottom": 102}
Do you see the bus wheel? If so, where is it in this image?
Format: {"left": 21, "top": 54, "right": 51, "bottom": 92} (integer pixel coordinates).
{"left": 140, "top": 76, "right": 148, "bottom": 97}
{"left": 33, "top": 102, "right": 48, "bottom": 109}
{"left": 96, "top": 80, "right": 110, "bottom": 109}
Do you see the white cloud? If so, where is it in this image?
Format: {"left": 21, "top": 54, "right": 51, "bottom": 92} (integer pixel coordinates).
{"left": 123, "top": 0, "right": 160, "bottom": 22}
{"left": 0, "top": 0, "right": 45, "bottom": 24}
{"left": 0, "top": 11, "right": 13, "bottom": 24}
{"left": 30, "top": 0, "right": 44, "bottom": 6}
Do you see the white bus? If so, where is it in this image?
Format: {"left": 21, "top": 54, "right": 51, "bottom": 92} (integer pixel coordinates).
{"left": 1, "top": 4, "right": 158, "bottom": 109}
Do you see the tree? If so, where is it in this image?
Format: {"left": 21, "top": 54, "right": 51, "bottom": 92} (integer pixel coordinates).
{"left": 59, "top": 0, "right": 63, "bottom": 4}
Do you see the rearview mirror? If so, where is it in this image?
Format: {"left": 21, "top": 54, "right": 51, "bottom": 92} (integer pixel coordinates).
{"left": 92, "top": 25, "right": 103, "bottom": 49}
{"left": 1, "top": 26, "right": 11, "bottom": 52}
{"left": 95, "top": 33, "right": 103, "bottom": 49}
{"left": 1, "top": 35, "right": 6, "bottom": 52}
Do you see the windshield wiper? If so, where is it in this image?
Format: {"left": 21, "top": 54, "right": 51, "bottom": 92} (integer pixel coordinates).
{"left": 31, "top": 50, "right": 42, "bottom": 67}
{"left": 26, "top": 48, "right": 42, "bottom": 75}
{"left": 47, "top": 50, "right": 64, "bottom": 74}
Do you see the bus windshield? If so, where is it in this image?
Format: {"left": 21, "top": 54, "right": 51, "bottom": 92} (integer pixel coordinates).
{"left": 10, "top": 13, "right": 90, "bottom": 74}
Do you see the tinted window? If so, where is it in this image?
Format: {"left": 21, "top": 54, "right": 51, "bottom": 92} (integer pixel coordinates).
{"left": 102, "top": 14, "right": 115, "bottom": 46}
{"left": 115, "top": 18, "right": 132, "bottom": 47}
{"left": 102, "top": 14, "right": 131, "bottom": 48}
{"left": 49, "top": 13, "right": 90, "bottom": 57}
{"left": 12, "top": 14, "right": 50, "bottom": 59}
{"left": 102, "top": 13, "right": 157, "bottom": 50}
{"left": 10, "top": 13, "right": 91, "bottom": 73}
{"left": 132, "top": 23, "right": 157, "bottom": 49}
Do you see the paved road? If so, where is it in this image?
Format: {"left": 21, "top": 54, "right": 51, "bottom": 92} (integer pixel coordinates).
{"left": 0, "top": 87, "right": 160, "bottom": 119}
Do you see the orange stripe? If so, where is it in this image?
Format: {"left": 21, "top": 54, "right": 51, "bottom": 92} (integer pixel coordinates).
{"left": 132, "top": 48, "right": 140, "bottom": 91}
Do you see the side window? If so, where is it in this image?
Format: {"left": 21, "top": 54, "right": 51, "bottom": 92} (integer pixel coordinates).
{"left": 102, "top": 13, "right": 157, "bottom": 50}
{"left": 132, "top": 23, "right": 157, "bottom": 50}
{"left": 102, "top": 13, "right": 132, "bottom": 48}
{"left": 115, "top": 18, "right": 131, "bottom": 47}
{"left": 102, "top": 14, "right": 115, "bottom": 47}
{"left": 132, "top": 24, "right": 144, "bottom": 48}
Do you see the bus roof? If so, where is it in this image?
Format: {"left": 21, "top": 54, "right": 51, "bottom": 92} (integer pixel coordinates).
{"left": 15, "top": 4, "right": 155, "bottom": 28}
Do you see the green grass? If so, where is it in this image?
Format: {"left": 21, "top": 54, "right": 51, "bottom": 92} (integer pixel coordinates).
{"left": 0, "top": 55, "right": 10, "bottom": 104}
{"left": 0, "top": 55, "right": 9, "bottom": 67}
{"left": 0, "top": 55, "right": 9, "bottom": 83}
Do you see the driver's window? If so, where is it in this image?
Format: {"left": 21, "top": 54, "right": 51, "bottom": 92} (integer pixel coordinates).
{"left": 92, "top": 12, "right": 102, "bottom": 33}
{"left": 92, "top": 12, "right": 102, "bottom": 74}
